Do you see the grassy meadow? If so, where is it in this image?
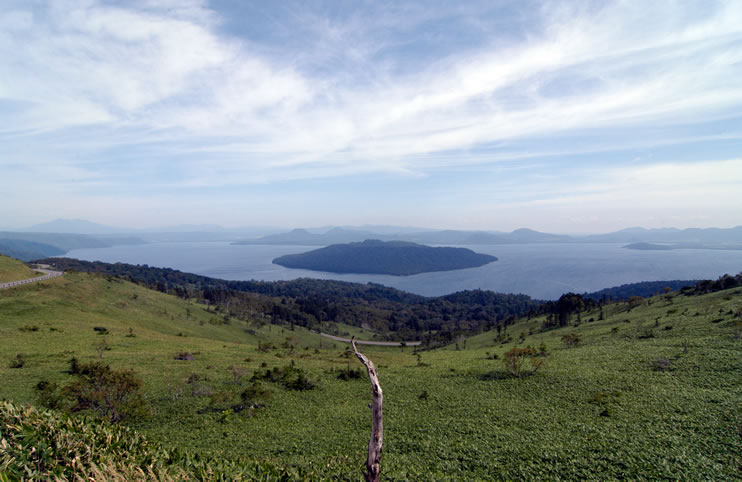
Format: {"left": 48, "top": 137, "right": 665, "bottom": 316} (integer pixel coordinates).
{"left": 1, "top": 256, "right": 741, "bottom": 479}
{"left": 0, "top": 255, "right": 40, "bottom": 283}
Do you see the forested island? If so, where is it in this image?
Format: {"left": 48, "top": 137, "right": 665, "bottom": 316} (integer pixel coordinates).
{"left": 272, "top": 239, "right": 498, "bottom": 275}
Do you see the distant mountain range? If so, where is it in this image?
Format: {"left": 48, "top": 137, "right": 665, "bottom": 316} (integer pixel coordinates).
{"left": 272, "top": 240, "right": 498, "bottom": 275}
{"left": 17, "top": 219, "right": 281, "bottom": 243}
{"left": 235, "top": 227, "right": 576, "bottom": 246}
{"left": 5, "top": 219, "right": 741, "bottom": 258}
{"left": 236, "top": 226, "right": 742, "bottom": 248}
{"left": 0, "top": 231, "right": 144, "bottom": 262}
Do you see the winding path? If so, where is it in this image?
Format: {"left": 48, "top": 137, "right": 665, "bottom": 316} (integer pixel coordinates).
{"left": 0, "top": 265, "right": 64, "bottom": 290}
{"left": 315, "top": 331, "right": 421, "bottom": 347}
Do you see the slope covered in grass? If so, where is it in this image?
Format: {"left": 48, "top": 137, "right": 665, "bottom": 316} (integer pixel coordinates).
{"left": 0, "top": 255, "right": 39, "bottom": 283}
{"left": 1, "top": 271, "right": 740, "bottom": 479}
{"left": 0, "top": 400, "right": 309, "bottom": 480}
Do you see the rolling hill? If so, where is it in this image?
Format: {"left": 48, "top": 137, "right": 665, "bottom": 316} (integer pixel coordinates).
{"left": 1, "top": 255, "right": 740, "bottom": 479}
{"left": 0, "top": 255, "right": 41, "bottom": 283}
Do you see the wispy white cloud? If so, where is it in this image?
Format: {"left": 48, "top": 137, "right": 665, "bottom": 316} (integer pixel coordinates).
{"left": 1, "top": 0, "right": 741, "bottom": 228}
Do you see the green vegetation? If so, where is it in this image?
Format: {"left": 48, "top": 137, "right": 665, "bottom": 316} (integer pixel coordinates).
{"left": 0, "top": 254, "right": 39, "bottom": 283}
{"left": 272, "top": 239, "right": 497, "bottom": 275}
{"left": 41, "top": 257, "right": 539, "bottom": 343}
{"left": 584, "top": 279, "right": 697, "bottom": 301}
{"left": 1, "top": 255, "right": 740, "bottom": 479}
{"left": 0, "top": 400, "right": 306, "bottom": 480}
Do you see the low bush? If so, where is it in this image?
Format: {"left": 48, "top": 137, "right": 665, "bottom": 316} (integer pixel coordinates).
{"left": 561, "top": 333, "right": 580, "bottom": 347}
{"left": 503, "top": 347, "right": 544, "bottom": 377}
{"left": 651, "top": 357, "right": 672, "bottom": 372}
{"left": 35, "top": 380, "right": 64, "bottom": 409}
{"left": 589, "top": 390, "right": 622, "bottom": 417}
{"left": 36, "top": 362, "right": 149, "bottom": 423}
{"left": 9, "top": 353, "right": 25, "bottom": 369}
{"left": 241, "top": 382, "right": 272, "bottom": 405}
{"left": 336, "top": 365, "right": 362, "bottom": 381}
{"left": 252, "top": 363, "right": 315, "bottom": 391}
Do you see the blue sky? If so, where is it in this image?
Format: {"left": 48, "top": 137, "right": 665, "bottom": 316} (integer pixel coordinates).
{"left": 1, "top": 0, "right": 741, "bottom": 232}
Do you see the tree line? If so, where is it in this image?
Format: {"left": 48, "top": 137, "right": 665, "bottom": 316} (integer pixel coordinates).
{"left": 40, "top": 258, "right": 540, "bottom": 344}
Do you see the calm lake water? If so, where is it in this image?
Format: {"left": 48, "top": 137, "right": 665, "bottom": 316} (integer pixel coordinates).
{"left": 64, "top": 242, "right": 742, "bottom": 300}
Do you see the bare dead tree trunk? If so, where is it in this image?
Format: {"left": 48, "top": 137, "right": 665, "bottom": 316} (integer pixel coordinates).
{"left": 352, "top": 337, "right": 383, "bottom": 482}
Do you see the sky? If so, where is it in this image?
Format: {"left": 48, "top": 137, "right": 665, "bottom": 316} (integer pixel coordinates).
{"left": 1, "top": 0, "right": 741, "bottom": 233}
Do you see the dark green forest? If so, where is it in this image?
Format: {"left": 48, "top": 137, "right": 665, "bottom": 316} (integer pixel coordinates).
{"left": 39, "top": 258, "right": 741, "bottom": 345}
{"left": 40, "top": 258, "right": 534, "bottom": 343}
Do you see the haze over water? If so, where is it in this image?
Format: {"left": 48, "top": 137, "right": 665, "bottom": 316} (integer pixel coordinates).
{"left": 64, "top": 242, "right": 742, "bottom": 300}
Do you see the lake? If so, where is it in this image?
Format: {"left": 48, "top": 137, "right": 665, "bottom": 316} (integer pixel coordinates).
{"left": 63, "top": 242, "right": 742, "bottom": 300}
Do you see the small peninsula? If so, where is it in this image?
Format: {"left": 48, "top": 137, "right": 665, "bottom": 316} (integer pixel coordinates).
{"left": 272, "top": 239, "right": 498, "bottom": 276}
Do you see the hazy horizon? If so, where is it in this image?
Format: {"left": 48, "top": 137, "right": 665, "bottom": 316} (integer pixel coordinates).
{"left": 2, "top": 1, "right": 741, "bottom": 231}
{"left": 3, "top": 217, "right": 742, "bottom": 237}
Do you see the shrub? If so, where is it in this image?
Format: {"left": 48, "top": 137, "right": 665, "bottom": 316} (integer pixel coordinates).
{"left": 252, "top": 363, "right": 315, "bottom": 391}
{"left": 208, "top": 390, "right": 234, "bottom": 407}
{"left": 589, "top": 390, "right": 622, "bottom": 417}
{"left": 561, "top": 333, "right": 581, "bottom": 347}
{"left": 67, "top": 357, "right": 81, "bottom": 374}
{"left": 627, "top": 296, "right": 644, "bottom": 309}
{"left": 35, "top": 380, "right": 64, "bottom": 409}
{"left": 9, "top": 353, "right": 25, "bottom": 368}
{"left": 229, "top": 365, "right": 247, "bottom": 384}
{"left": 60, "top": 362, "right": 149, "bottom": 422}
{"left": 19, "top": 325, "right": 39, "bottom": 332}
{"left": 286, "top": 371, "right": 315, "bottom": 391}
{"left": 538, "top": 341, "right": 548, "bottom": 356}
{"left": 651, "top": 357, "right": 672, "bottom": 372}
{"left": 336, "top": 365, "right": 362, "bottom": 381}
{"left": 94, "top": 337, "right": 110, "bottom": 359}
{"left": 257, "top": 341, "right": 274, "bottom": 352}
{"left": 503, "top": 347, "right": 544, "bottom": 377}
{"left": 241, "top": 382, "right": 272, "bottom": 405}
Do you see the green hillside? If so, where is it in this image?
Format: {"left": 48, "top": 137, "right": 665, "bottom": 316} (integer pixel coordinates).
{"left": 1, "top": 271, "right": 740, "bottom": 479}
{"left": 0, "top": 255, "right": 40, "bottom": 283}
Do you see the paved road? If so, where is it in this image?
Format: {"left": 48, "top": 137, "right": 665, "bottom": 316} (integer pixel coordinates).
{"left": 315, "top": 331, "right": 421, "bottom": 347}
{"left": 0, "top": 267, "right": 64, "bottom": 290}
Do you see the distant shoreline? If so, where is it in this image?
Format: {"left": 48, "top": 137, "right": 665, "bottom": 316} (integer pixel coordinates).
{"left": 624, "top": 242, "right": 742, "bottom": 251}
